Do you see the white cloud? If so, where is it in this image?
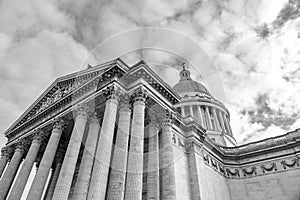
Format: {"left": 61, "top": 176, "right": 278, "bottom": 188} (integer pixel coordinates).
{"left": 0, "top": 0, "right": 299, "bottom": 148}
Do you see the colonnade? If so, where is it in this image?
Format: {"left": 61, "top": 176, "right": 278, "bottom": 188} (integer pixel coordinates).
{"left": 181, "top": 105, "right": 232, "bottom": 136}
{"left": 0, "top": 86, "right": 176, "bottom": 200}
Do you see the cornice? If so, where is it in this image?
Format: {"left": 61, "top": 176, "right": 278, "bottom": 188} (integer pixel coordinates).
{"left": 6, "top": 66, "right": 125, "bottom": 142}
{"left": 4, "top": 61, "right": 124, "bottom": 136}
{"left": 170, "top": 125, "right": 300, "bottom": 179}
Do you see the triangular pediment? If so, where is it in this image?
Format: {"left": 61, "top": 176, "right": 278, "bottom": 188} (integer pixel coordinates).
{"left": 5, "top": 58, "right": 181, "bottom": 141}
{"left": 5, "top": 59, "right": 129, "bottom": 136}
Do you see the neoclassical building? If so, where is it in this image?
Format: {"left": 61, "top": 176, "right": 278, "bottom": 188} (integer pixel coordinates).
{"left": 0, "top": 58, "right": 299, "bottom": 200}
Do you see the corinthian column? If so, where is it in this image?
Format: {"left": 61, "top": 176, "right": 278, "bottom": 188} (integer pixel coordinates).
{"left": 106, "top": 94, "right": 131, "bottom": 200}
{"left": 52, "top": 105, "right": 88, "bottom": 200}
{"left": 160, "top": 112, "right": 176, "bottom": 200}
{"left": 8, "top": 130, "right": 45, "bottom": 200}
{"left": 124, "top": 87, "right": 147, "bottom": 200}
{"left": 0, "top": 147, "right": 11, "bottom": 178}
{"left": 146, "top": 119, "right": 160, "bottom": 200}
{"left": 43, "top": 153, "right": 63, "bottom": 200}
{"left": 73, "top": 112, "right": 101, "bottom": 200}
{"left": 87, "top": 86, "right": 119, "bottom": 200}
{"left": 0, "top": 139, "right": 26, "bottom": 200}
{"left": 26, "top": 119, "right": 64, "bottom": 200}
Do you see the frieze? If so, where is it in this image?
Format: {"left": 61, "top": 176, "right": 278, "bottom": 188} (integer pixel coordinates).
{"left": 201, "top": 150, "right": 300, "bottom": 179}
{"left": 226, "top": 168, "right": 240, "bottom": 178}
{"left": 242, "top": 166, "right": 257, "bottom": 177}
{"left": 281, "top": 158, "right": 299, "bottom": 169}
{"left": 261, "top": 162, "right": 277, "bottom": 174}
{"left": 171, "top": 133, "right": 187, "bottom": 152}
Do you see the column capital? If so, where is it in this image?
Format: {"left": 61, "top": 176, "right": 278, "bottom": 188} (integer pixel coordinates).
{"left": 119, "top": 93, "right": 131, "bottom": 110}
{"left": 15, "top": 138, "right": 29, "bottom": 152}
{"left": 89, "top": 112, "right": 99, "bottom": 123}
{"left": 52, "top": 118, "right": 65, "bottom": 131}
{"left": 103, "top": 85, "right": 120, "bottom": 101}
{"left": 32, "top": 129, "right": 47, "bottom": 143}
{"left": 74, "top": 103, "right": 89, "bottom": 119}
{"left": 1, "top": 146, "right": 12, "bottom": 158}
{"left": 130, "top": 87, "right": 148, "bottom": 104}
{"left": 160, "top": 110, "right": 174, "bottom": 127}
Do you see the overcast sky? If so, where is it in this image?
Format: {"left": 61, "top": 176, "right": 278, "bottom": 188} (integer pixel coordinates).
{"left": 0, "top": 0, "right": 300, "bottom": 149}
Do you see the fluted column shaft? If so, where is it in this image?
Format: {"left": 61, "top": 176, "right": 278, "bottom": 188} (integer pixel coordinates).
{"left": 217, "top": 110, "right": 226, "bottom": 132}
{"left": 87, "top": 88, "right": 119, "bottom": 200}
{"left": 223, "top": 114, "right": 233, "bottom": 135}
{"left": 181, "top": 107, "right": 185, "bottom": 117}
{"left": 222, "top": 113, "right": 229, "bottom": 134}
{"left": 44, "top": 161, "right": 62, "bottom": 200}
{"left": 205, "top": 106, "right": 213, "bottom": 130}
{"left": 189, "top": 106, "right": 194, "bottom": 118}
{"left": 107, "top": 100, "right": 131, "bottom": 200}
{"left": 197, "top": 106, "right": 204, "bottom": 127}
{"left": 0, "top": 147, "right": 10, "bottom": 178}
{"left": 160, "top": 115, "right": 176, "bottom": 200}
{"left": 0, "top": 141, "right": 25, "bottom": 200}
{"left": 52, "top": 106, "right": 88, "bottom": 200}
{"left": 212, "top": 108, "right": 221, "bottom": 131}
{"left": 26, "top": 120, "right": 64, "bottom": 200}
{"left": 124, "top": 90, "right": 146, "bottom": 200}
{"left": 146, "top": 121, "right": 160, "bottom": 200}
{"left": 8, "top": 132, "right": 44, "bottom": 200}
{"left": 73, "top": 113, "right": 100, "bottom": 200}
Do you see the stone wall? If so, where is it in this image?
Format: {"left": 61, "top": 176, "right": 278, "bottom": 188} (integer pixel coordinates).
{"left": 196, "top": 153, "right": 231, "bottom": 200}
{"left": 228, "top": 168, "right": 300, "bottom": 200}
{"left": 174, "top": 146, "right": 192, "bottom": 200}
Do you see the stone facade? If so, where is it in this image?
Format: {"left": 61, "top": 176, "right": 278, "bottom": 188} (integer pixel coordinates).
{"left": 0, "top": 58, "right": 299, "bottom": 200}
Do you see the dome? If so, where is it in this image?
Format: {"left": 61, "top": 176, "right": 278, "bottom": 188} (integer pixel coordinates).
{"left": 173, "top": 80, "right": 210, "bottom": 95}
{"left": 172, "top": 64, "right": 210, "bottom": 96}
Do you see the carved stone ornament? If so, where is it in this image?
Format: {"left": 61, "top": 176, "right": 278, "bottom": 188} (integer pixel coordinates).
{"left": 52, "top": 118, "right": 65, "bottom": 131}
{"left": 131, "top": 87, "right": 148, "bottom": 104}
{"left": 242, "top": 166, "right": 257, "bottom": 177}
{"left": 281, "top": 158, "right": 299, "bottom": 169}
{"left": 159, "top": 109, "right": 174, "bottom": 127}
{"left": 203, "top": 153, "right": 210, "bottom": 165}
{"left": 211, "top": 158, "right": 218, "bottom": 170}
{"left": 103, "top": 85, "right": 120, "bottom": 101}
{"left": 226, "top": 168, "right": 240, "bottom": 178}
{"left": 32, "top": 129, "right": 46, "bottom": 143}
{"left": 16, "top": 138, "right": 29, "bottom": 152}
{"left": 1, "top": 146, "right": 11, "bottom": 158}
{"left": 119, "top": 93, "right": 131, "bottom": 110}
{"left": 261, "top": 162, "right": 277, "bottom": 173}
{"left": 74, "top": 104, "right": 89, "bottom": 119}
{"left": 219, "top": 165, "right": 225, "bottom": 175}
{"left": 89, "top": 112, "right": 99, "bottom": 123}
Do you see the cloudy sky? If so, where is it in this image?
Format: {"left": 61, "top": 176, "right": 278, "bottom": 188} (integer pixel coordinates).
{"left": 0, "top": 0, "right": 300, "bottom": 148}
